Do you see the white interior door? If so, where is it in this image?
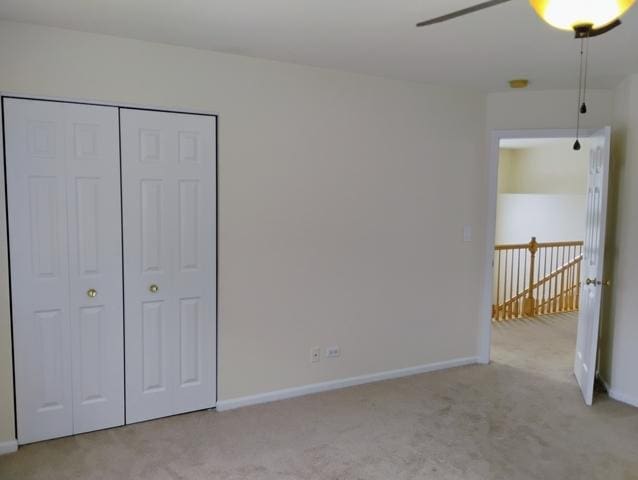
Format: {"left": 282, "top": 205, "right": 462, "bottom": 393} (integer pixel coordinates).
{"left": 121, "top": 108, "right": 216, "bottom": 423}
{"left": 574, "top": 126, "right": 611, "bottom": 406}
{"left": 4, "top": 98, "right": 124, "bottom": 443}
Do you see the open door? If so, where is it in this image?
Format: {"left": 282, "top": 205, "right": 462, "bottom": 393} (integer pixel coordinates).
{"left": 574, "top": 126, "right": 611, "bottom": 405}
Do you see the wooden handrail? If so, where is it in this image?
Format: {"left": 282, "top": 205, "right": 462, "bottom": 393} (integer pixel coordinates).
{"left": 499, "top": 254, "right": 583, "bottom": 310}
{"left": 495, "top": 240, "right": 583, "bottom": 251}
{"left": 492, "top": 237, "right": 584, "bottom": 321}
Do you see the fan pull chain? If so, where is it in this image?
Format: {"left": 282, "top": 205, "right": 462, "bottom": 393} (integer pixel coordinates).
{"left": 581, "top": 32, "right": 590, "bottom": 115}
{"left": 574, "top": 36, "right": 585, "bottom": 151}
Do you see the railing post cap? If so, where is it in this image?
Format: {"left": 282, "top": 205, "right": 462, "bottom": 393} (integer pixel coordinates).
{"left": 528, "top": 237, "right": 539, "bottom": 254}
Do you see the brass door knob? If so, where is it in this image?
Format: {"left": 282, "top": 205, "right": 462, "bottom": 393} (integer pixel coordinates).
{"left": 149, "top": 284, "right": 159, "bottom": 293}
{"left": 87, "top": 288, "right": 97, "bottom": 298}
{"left": 597, "top": 280, "right": 612, "bottom": 286}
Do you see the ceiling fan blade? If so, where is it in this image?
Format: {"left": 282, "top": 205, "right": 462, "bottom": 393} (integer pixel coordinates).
{"left": 416, "top": 0, "right": 514, "bottom": 27}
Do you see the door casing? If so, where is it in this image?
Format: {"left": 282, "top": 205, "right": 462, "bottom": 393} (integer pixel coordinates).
{"left": 479, "top": 128, "right": 598, "bottom": 364}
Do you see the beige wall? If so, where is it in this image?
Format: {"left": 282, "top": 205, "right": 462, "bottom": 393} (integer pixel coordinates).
{"left": 499, "top": 141, "right": 589, "bottom": 194}
{"left": 486, "top": 89, "right": 614, "bottom": 131}
{"left": 0, "top": 21, "right": 487, "bottom": 443}
{"left": 600, "top": 74, "right": 638, "bottom": 406}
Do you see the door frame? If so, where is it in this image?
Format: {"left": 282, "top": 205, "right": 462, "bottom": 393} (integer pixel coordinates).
{"left": 478, "top": 127, "right": 597, "bottom": 364}
{"left": 0, "top": 92, "right": 219, "bottom": 442}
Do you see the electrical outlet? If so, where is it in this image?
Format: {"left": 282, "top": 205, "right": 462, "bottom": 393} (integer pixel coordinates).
{"left": 326, "top": 346, "right": 341, "bottom": 358}
{"left": 311, "top": 347, "right": 321, "bottom": 363}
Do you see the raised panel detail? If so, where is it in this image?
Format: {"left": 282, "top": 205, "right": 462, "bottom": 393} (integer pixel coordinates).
{"left": 140, "top": 130, "right": 161, "bottom": 163}
{"left": 141, "top": 180, "right": 163, "bottom": 273}
{"left": 79, "top": 306, "right": 106, "bottom": 405}
{"left": 179, "top": 298, "right": 200, "bottom": 387}
{"left": 73, "top": 123, "right": 99, "bottom": 160}
{"left": 29, "top": 176, "right": 60, "bottom": 279}
{"left": 76, "top": 178, "right": 100, "bottom": 275}
{"left": 178, "top": 132, "right": 199, "bottom": 164}
{"left": 36, "top": 309, "right": 65, "bottom": 412}
{"left": 28, "top": 121, "right": 56, "bottom": 158}
{"left": 178, "top": 180, "right": 199, "bottom": 271}
{"left": 142, "top": 301, "right": 165, "bottom": 393}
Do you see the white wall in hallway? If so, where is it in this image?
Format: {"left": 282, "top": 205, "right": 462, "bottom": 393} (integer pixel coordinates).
{"left": 495, "top": 194, "right": 586, "bottom": 245}
{"left": 0, "top": 20, "right": 487, "bottom": 444}
{"left": 495, "top": 139, "right": 588, "bottom": 245}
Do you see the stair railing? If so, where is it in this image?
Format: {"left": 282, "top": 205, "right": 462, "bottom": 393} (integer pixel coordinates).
{"left": 492, "top": 237, "right": 584, "bottom": 321}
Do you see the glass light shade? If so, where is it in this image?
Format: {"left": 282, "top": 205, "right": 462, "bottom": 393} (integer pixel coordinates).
{"left": 529, "top": 0, "right": 636, "bottom": 30}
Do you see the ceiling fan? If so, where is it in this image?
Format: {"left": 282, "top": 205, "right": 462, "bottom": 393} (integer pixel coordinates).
{"left": 416, "top": 0, "right": 637, "bottom": 150}
{"left": 416, "top": 0, "right": 635, "bottom": 38}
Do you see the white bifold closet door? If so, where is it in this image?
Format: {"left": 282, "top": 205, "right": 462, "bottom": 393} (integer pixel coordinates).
{"left": 120, "top": 109, "right": 216, "bottom": 424}
{"left": 4, "top": 98, "right": 124, "bottom": 444}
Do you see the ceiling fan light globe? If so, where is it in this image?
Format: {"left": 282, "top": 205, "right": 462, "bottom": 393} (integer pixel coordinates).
{"left": 529, "top": 0, "right": 636, "bottom": 30}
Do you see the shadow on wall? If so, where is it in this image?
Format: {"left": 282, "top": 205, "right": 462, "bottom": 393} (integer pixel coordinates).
{"left": 598, "top": 123, "right": 625, "bottom": 381}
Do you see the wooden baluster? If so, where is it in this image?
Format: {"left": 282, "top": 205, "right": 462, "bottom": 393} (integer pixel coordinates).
{"left": 559, "top": 246, "right": 564, "bottom": 311}
{"left": 504, "top": 251, "right": 509, "bottom": 320}
{"left": 564, "top": 246, "right": 568, "bottom": 310}
{"left": 551, "top": 246, "right": 555, "bottom": 312}
{"left": 565, "top": 251, "right": 572, "bottom": 311}
{"left": 554, "top": 246, "right": 560, "bottom": 312}
{"left": 523, "top": 237, "right": 538, "bottom": 317}
{"left": 536, "top": 246, "right": 541, "bottom": 316}
{"left": 509, "top": 250, "right": 515, "bottom": 319}
{"left": 539, "top": 247, "right": 545, "bottom": 314}
{"left": 569, "top": 246, "right": 574, "bottom": 309}
{"left": 547, "top": 247, "right": 554, "bottom": 313}
{"left": 495, "top": 250, "right": 501, "bottom": 321}
{"left": 576, "top": 251, "right": 581, "bottom": 310}
{"left": 515, "top": 248, "right": 521, "bottom": 318}
{"left": 565, "top": 245, "right": 572, "bottom": 311}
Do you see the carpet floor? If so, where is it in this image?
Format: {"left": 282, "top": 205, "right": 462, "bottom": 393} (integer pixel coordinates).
{"left": 1, "top": 313, "right": 637, "bottom": 480}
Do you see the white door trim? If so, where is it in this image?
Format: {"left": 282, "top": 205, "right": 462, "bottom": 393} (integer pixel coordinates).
{"left": 479, "top": 128, "right": 597, "bottom": 364}
{"left": 0, "top": 91, "right": 219, "bottom": 117}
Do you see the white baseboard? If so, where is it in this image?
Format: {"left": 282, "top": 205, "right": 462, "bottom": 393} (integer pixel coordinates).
{"left": 216, "top": 356, "right": 478, "bottom": 411}
{"left": 0, "top": 439, "right": 18, "bottom": 455}
{"left": 600, "top": 378, "right": 638, "bottom": 408}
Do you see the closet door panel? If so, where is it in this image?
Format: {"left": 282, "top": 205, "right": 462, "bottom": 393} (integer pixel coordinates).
{"left": 121, "top": 109, "right": 216, "bottom": 423}
{"left": 5, "top": 99, "right": 73, "bottom": 444}
{"left": 4, "top": 98, "right": 123, "bottom": 443}
{"left": 121, "top": 110, "right": 176, "bottom": 422}
{"left": 172, "top": 114, "right": 216, "bottom": 414}
{"left": 65, "top": 104, "right": 124, "bottom": 434}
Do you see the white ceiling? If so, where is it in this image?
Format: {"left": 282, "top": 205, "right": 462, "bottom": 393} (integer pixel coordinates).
{"left": 1, "top": 0, "right": 637, "bottom": 92}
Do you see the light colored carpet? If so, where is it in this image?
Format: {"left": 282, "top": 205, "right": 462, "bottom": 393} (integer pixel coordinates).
{"left": 1, "top": 313, "right": 637, "bottom": 480}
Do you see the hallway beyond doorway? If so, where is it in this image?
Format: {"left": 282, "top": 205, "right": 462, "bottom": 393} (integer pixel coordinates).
{"left": 492, "top": 312, "right": 577, "bottom": 384}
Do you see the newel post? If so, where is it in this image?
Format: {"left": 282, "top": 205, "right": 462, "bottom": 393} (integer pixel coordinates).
{"left": 523, "top": 237, "right": 538, "bottom": 317}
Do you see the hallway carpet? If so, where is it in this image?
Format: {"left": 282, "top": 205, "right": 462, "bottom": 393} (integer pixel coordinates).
{"left": 1, "top": 313, "right": 637, "bottom": 479}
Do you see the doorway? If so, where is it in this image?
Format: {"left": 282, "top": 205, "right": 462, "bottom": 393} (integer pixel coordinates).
{"left": 480, "top": 128, "right": 612, "bottom": 405}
